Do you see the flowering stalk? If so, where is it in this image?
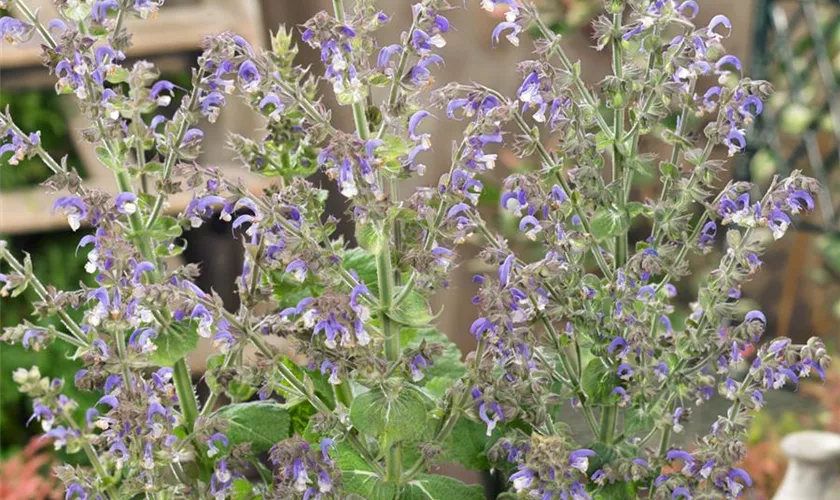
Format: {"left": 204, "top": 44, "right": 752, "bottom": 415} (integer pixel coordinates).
{"left": 0, "top": 0, "right": 831, "bottom": 499}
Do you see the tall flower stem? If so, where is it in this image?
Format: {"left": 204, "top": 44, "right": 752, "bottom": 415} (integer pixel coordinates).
{"left": 331, "top": 0, "right": 402, "bottom": 482}
{"left": 599, "top": 8, "right": 627, "bottom": 446}
{"left": 611, "top": 11, "right": 627, "bottom": 270}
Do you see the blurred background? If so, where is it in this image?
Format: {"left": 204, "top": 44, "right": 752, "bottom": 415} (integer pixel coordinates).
{"left": 2, "top": 0, "right": 840, "bottom": 498}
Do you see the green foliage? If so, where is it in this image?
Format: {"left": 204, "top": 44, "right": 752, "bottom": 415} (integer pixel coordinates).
{"left": 148, "top": 321, "right": 199, "bottom": 366}
{"left": 403, "top": 327, "right": 466, "bottom": 398}
{"left": 442, "top": 418, "right": 493, "bottom": 470}
{"left": 349, "top": 386, "right": 431, "bottom": 445}
{"left": 0, "top": 89, "right": 83, "bottom": 190}
{"left": 581, "top": 359, "right": 621, "bottom": 406}
{"left": 214, "top": 401, "right": 291, "bottom": 453}
{"left": 590, "top": 207, "right": 630, "bottom": 242}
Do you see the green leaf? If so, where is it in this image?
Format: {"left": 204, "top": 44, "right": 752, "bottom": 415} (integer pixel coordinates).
{"left": 342, "top": 248, "right": 379, "bottom": 292}
{"left": 404, "top": 328, "right": 465, "bottom": 389}
{"left": 231, "top": 478, "right": 259, "bottom": 500}
{"left": 403, "top": 474, "right": 486, "bottom": 500}
{"left": 350, "top": 386, "right": 430, "bottom": 443}
{"left": 585, "top": 441, "right": 618, "bottom": 475}
{"left": 149, "top": 322, "right": 198, "bottom": 366}
{"left": 215, "top": 402, "right": 290, "bottom": 453}
{"left": 334, "top": 443, "right": 399, "bottom": 500}
{"left": 625, "top": 202, "right": 647, "bottom": 220}
{"left": 442, "top": 418, "right": 492, "bottom": 470}
{"left": 594, "top": 480, "right": 637, "bottom": 500}
{"left": 595, "top": 131, "right": 614, "bottom": 152}
{"left": 357, "top": 223, "right": 385, "bottom": 254}
{"left": 659, "top": 161, "right": 679, "bottom": 180}
{"left": 148, "top": 215, "right": 183, "bottom": 239}
{"left": 590, "top": 208, "right": 629, "bottom": 241}
{"left": 580, "top": 359, "right": 620, "bottom": 406}
{"left": 387, "top": 290, "right": 435, "bottom": 327}
{"left": 105, "top": 67, "right": 130, "bottom": 84}
{"left": 623, "top": 407, "right": 655, "bottom": 437}
{"left": 271, "top": 272, "right": 323, "bottom": 310}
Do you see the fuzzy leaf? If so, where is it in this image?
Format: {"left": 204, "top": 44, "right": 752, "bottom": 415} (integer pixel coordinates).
{"left": 659, "top": 161, "right": 679, "bottom": 180}
{"left": 594, "top": 480, "right": 638, "bottom": 500}
{"left": 336, "top": 443, "right": 399, "bottom": 499}
{"left": 581, "top": 359, "right": 620, "bottom": 406}
{"left": 215, "top": 402, "right": 291, "bottom": 453}
{"left": 442, "top": 418, "right": 492, "bottom": 470}
{"left": 231, "top": 478, "right": 258, "bottom": 500}
{"left": 403, "top": 474, "right": 486, "bottom": 500}
{"left": 149, "top": 322, "right": 198, "bottom": 366}
{"left": 623, "top": 407, "right": 655, "bottom": 436}
{"left": 357, "top": 223, "right": 386, "bottom": 254}
{"left": 342, "top": 248, "right": 379, "bottom": 293}
{"left": 387, "top": 290, "right": 435, "bottom": 327}
{"left": 405, "top": 328, "right": 466, "bottom": 391}
{"left": 590, "top": 208, "right": 629, "bottom": 241}
{"left": 350, "top": 386, "right": 430, "bottom": 443}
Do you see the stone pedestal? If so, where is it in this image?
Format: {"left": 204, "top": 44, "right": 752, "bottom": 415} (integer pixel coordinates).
{"left": 773, "top": 431, "right": 840, "bottom": 500}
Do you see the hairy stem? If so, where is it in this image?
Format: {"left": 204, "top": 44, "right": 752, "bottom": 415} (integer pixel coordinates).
{"left": 172, "top": 358, "right": 200, "bottom": 433}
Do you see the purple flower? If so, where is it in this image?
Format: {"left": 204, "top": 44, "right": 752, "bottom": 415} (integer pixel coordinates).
{"left": 0, "top": 16, "right": 33, "bottom": 44}
{"left": 491, "top": 22, "right": 522, "bottom": 47}
{"left": 671, "top": 487, "right": 692, "bottom": 500}
{"left": 182, "top": 128, "right": 204, "bottom": 146}
{"left": 53, "top": 196, "right": 88, "bottom": 231}
{"left": 568, "top": 449, "right": 596, "bottom": 473}
{"left": 509, "top": 467, "right": 536, "bottom": 491}
{"left": 409, "top": 354, "right": 430, "bottom": 382}
{"left": 207, "top": 433, "right": 229, "bottom": 457}
{"left": 725, "top": 468, "right": 752, "bottom": 496}
{"left": 708, "top": 14, "right": 732, "bottom": 39}
{"left": 97, "top": 394, "right": 119, "bottom": 410}
{"left": 666, "top": 449, "right": 695, "bottom": 473}
{"left": 787, "top": 190, "right": 815, "bottom": 214}
{"left": 617, "top": 363, "right": 634, "bottom": 380}
{"left": 238, "top": 60, "right": 261, "bottom": 92}
{"left": 745, "top": 310, "right": 766, "bottom": 325}
{"left": 698, "top": 221, "right": 717, "bottom": 247}
{"left": 65, "top": 484, "right": 88, "bottom": 500}
{"left": 408, "top": 110, "right": 432, "bottom": 141}
{"left": 285, "top": 259, "right": 308, "bottom": 282}
{"left": 499, "top": 254, "right": 516, "bottom": 287}
{"left": 92, "top": 0, "right": 119, "bottom": 22}
{"left": 26, "top": 403, "right": 54, "bottom": 429}
{"left": 377, "top": 44, "right": 402, "bottom": 69}
{"left": 320, "top": 361, "right": 341, "bottom": 385}
{"left": 150, "top": 80, "right": 175, "bottom": 105}
{"left": 115, "top": 192, "right": 138, "bottom": 214}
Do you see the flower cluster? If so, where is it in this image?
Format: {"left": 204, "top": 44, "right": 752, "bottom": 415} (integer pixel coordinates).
{"left": 0, "top": 0, "right": 829, "bottom": 499}
{"left": 268, "top": 436, "right": 341, "bottom": 499}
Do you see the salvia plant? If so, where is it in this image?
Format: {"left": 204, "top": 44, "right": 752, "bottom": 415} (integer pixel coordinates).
{"left": 0, "top": 0, "right": 832, "bottom": 498}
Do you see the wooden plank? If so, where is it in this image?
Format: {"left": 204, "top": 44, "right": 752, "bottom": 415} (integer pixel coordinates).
{"left": 1, "top": 0, "right": 264, "bottom": 69}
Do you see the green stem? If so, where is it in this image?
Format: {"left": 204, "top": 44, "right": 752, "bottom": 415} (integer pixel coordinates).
{"left": 172, "top": 359, "right": 199, "bottom": 433}
{"left": 507, "top": 110, "right": 614, "bottom": 279}
{"left": 530, "top": 11, "right": 612, "bottom": 136}
{"left": 146, "top": 74, "right": 204, "bottom": 229}
{"left": 12, "top": 0, "right": 56, "bottom": 48}
{"left": 599, "top": 405, "right": 618, "bottom": 444}
{"left": 611, "top": 12, "right": 627, "bottom": 270}
{"left": 60, "top": 409, "right": 116, "bottom": 499}
{"left": 0, "top": 244, "right": 90, "bottom": 344}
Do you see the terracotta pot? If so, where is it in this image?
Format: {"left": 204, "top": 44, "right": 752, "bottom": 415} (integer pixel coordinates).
{"left": 773, "top": 431, "right": 840, "bottom": 500}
